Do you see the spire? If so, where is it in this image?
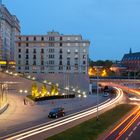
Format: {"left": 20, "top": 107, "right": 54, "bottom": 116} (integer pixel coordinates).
{"left": 129, "top": 48, "right": 132, "bottom": 54}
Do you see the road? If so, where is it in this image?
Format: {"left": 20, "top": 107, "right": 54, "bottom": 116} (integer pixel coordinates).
{"left": 0, "top": 87, "right": 123, "bottom": 140}
{"left": 104, "top": 106, "right": 140, "bottom": 140}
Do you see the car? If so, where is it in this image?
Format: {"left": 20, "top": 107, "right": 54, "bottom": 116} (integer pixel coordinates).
{"left": 103, "top": 92, "right": 109, "bottom": 97}
{"left": 48, "top": 107, "right": 65, "bottom": 118}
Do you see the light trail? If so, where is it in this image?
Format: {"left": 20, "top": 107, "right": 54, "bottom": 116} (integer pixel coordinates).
{"left": 115, "top": 109, "right": 140, "bottom": 140}
{"left": 105, "top": 106, "right": 140, "bottom": 138}
{"left": 129, "top": 97, "right": 140, "bottom": 101}
{"left": 2, "top": 87, "right": 123, "bottom": 140}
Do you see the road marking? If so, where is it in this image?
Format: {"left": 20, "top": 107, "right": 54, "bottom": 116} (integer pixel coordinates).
{"left": 125, "top": 137, "right": 128, "bottom": 140}
{"left": 133, "top": 126, "right": 137, "bottom": 131}
{"left": 128, "top": 131, "right": 133, "bottom": 137}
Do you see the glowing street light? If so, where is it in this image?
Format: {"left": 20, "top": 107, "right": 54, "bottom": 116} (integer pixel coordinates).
{"left": 24, "top": 90, "right": 28, "bottom": 93}
{"left": 19, "top": 90, "right": 23, "bottom": 93}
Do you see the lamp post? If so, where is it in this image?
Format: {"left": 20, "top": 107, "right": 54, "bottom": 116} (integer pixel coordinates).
{"left": 93, "top": 66, "right": 102, "bottom": 121}
{"left": 96, "top": 68, "right": 99, "bottom": 121}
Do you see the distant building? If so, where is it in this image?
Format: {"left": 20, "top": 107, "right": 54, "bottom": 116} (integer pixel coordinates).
{"left": 121, "top": 50, "right": 140, "bottom": 72}
{"left": 0, "top": 1, "right": 20, "bottom": 61}
{"left": 110, "top": 61, "right": 126, "bottom": 76}
{"left": 15, "top": 31, "right": 90, "bottom": 74}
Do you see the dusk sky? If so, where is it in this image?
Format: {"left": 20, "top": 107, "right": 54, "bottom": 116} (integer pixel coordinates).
{"left": 3, "top": 0, "right": 140, "bottom": 61}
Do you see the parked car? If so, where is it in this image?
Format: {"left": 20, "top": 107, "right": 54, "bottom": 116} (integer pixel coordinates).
{"left": 103, "top": 92, "right": 109, "bottom": 97}
{"left": 48, "top": 107, "right": 65, "bottom": 118}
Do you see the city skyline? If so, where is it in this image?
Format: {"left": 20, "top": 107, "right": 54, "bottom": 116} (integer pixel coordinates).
{"left": 3, "top": 0, "right": 140, "bottom": 61}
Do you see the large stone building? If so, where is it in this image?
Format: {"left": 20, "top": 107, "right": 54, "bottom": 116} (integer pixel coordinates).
{"left": 0, "top": 1, "right": 20, "bottom": 61}
{"left": 121, "top": 50, "right": 140, "bottom": 72}
{"left": 15, "top": 31, "right": 90, "bottom": 74}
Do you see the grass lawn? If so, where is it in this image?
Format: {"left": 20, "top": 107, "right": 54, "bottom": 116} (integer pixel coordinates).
{"left": 47, "top": 104, "right": 135, "bottom": 140}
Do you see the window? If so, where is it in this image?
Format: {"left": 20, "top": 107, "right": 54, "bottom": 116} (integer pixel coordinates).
{"left": 26, "top": 49, "right": 29, "bottom": 53}
{"left": 49, "top": 49, "right": 54, "bottom": 53}
{"left": 67, "top": 49, "right": 70, "bottom": 54}
{"left": 49, "top": 43, "right": 54, "bottom": 47}
{"left": 18, "top": 43, "right": 21, "bottom": 47}
{"left": 18, "top": 37, "right": 21, "bottom": 40}
{"left": 26, "top": 37, "right": 29, "bottom": 41}
{"left": 59, "top": 66, "right": 63, "bottom": 70}
{"left": 83, "top": 49, "right": 86, "bottom": 53}
{"left": 59, "top": 61, "right": 62, "bottom": 65}
{"left": 18, "top": 54, "right": 21, "bottom": 59}
{"left": 41, "top": 49, "right": 44, "bottom": 53}
{"left": 41, "top": 66, "right": 45, "bottom": 71}
{"left": 67, "top": 66, "right": 71, "bottom": 70}
{"left": 83, "top": 55, "right": 86, "bottom": 59}
{"left": 33, "top": 61, "right": 36, "bottom": 65}
{"left": 75, "top": 49, "right": 78, "bottom": 53}
{"left": 26, "top": 55, "right": 29, "bottom": 59}
{"left": 26, "top": 43, "right": 29, "bottom": 47}
{"left": 18, "top": 49, "right": 21, "bottom": 53}
{"left": 25, "top": 66, "right": 29, "bottom": 70}
{"left": 59, "top": 49, "right": 62, "bottom": 53}
{"left": 59, "top": 55, "right": 62, "bottom": 59}
{"left": 18, "top": 60, "right": 21, "bottom": 65}
{"left": 49, "top": 37, "right": 55, "bottom": 41}
{"left": 49, "top": 60, "right": 54, "bottom": 65}
{"left": 18, "top": 67, "right": 21, "bottom": 70}
{"left": 75, "top": 64, "right": 78, "bottom": 70}
{"left": 33, "top": 55, "right": 36, "bottom": 59}
{"left": 83, "top": 61, "right": 86, "bottom": 65}
{"left": 33, "top": 49, "right": 36, "bottom": 53}
{"left": 83, "top": 43, "right": 86, "bottom": 46}
{"left": 26, "top": 60, "right": 29, "bottom": 65}
{"left": 41, "top": 61, "right": 44, "bottom": 65}
{"left": 34, "top": 36, "right": 36, "bottom": 41}
{"left": 60, "top": 36, "right": 63, "bottom": 41}
{"left": 41, "top": 37, "right": 44, "bottom": 41}
{"left": 67, "top": 61, "right": 70, "bottom": 65}
{"left": 60, "top": 43, "right": 62, "bottom": 47}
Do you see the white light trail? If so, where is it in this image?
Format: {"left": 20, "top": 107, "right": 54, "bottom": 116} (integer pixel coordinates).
{"left": 3, "top": 87, "right": 123, "bottom": 140}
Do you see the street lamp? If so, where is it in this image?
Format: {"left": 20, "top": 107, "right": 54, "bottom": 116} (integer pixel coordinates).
{"left": 93, "top": 66, "right": 103, "bottom": 121}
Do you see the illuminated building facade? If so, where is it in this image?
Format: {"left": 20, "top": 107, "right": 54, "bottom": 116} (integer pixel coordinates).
{"left": 0, "top": 1, "right": 20, "bottom": 61}
{"left": 15, "top": 31, "right": 90, "bottom": 74}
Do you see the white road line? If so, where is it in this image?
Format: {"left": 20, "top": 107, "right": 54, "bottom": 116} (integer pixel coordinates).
{"left": 128, "top": 131, "right": 133, "bottom": 137}
{"left": 125, "top": 137, "right": 129, "bottom": 140}
{"left": 133, "top": 126, "right": 137, "bottom": 131}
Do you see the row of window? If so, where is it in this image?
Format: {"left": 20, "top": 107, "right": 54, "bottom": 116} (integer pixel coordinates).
{"left": 18, "top": 48, "right": 86, "bottom": 53}
{"left": 18, "top": 42, "right": 86, "bottom": 47}
{"left": 17, "top": 66, "right": 86, "bottom": 71}
{"left": 18, "top": 36, "right": 80, "bottom": 42}
{"left": 18, "top": 54, "right": 86, "bottom": 59}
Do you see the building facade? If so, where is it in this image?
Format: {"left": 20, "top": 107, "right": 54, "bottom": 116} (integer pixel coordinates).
{"left": 0, "top": 2, "right": 20, "bottom": 61}
{"left": 121, "top": 52, "right": 140, "bottom": 72}
{"left": 15, "top": 31, "right": 90, "bottom": 74}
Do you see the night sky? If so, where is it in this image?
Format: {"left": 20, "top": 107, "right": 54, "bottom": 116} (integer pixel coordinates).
{"left": 3, "top": 0, "right": 140, "bottom": 60}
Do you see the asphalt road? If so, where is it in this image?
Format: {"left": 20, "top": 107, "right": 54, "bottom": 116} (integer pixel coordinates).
{"left": 1, "top": 87, "right": 123, "bottom": 140}
{"left": 0, "top": 92, "right": 112, "bottom": 139}
{"left": 104, "top": 106, "right": 140, "bottom": 140}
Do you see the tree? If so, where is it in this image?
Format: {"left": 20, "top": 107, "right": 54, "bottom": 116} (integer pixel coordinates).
{"left": 50, "top": 85, "right": 59, "bottom": 96}
{"left": 41, "top": 84, "right": 47, "bottom": 97}
{"left": 31, "top": 83, "right": 39, "bottom": 97}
